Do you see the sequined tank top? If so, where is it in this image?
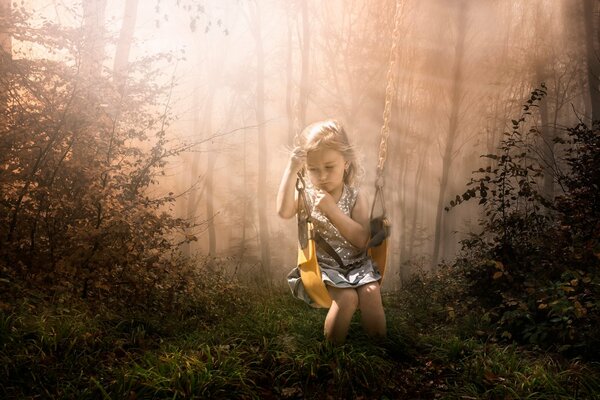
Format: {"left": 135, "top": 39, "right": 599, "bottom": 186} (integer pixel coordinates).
{"left": 305, "top": 184, "right": 369, "bottom": 271}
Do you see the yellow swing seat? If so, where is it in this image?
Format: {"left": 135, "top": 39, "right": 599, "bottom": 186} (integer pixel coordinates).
{"left": 297, "top": 218, "right": 389, "bottom": 309}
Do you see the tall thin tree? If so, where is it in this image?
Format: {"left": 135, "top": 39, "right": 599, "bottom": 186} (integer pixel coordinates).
{"left": 81, "top": 0, "right": 107, "bottom": 79}
{"left": 583, "top": 0, "right": 600, "bottom": 121}
{"left": 0, "top": 0, "right": 11, "bottom": 111}
{"left": 431, "top": 0, "right": 468, "bottom": 269}
{"left": 0, "top": 0, "right": 11, "bottom": 57}
{"left": 297, "top": 0, "right": 310, "bottom": 129}
{"left": 113, "top": 0, "right": 139, "bottom": 91}
{"left": 250, "top": 0, "right": 271, "bottom": 280}
{"left": 285, "top": 3, "right": 296, "bottom": 145}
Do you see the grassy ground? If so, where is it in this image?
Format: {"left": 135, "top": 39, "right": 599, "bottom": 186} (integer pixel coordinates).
{"left": 1, "top": 287, "right": 599, "bottom": 399}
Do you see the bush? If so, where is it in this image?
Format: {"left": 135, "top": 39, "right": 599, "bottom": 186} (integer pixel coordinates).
{"left": 446, "top": 87, "right": 600, "bottom": 358}
{"left": 0, "top": 6, "right": 223, "bottom": 312}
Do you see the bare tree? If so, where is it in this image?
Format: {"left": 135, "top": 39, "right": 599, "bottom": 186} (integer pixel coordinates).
{"left": 113, "top": 0, "right": 139, "bottom": 90}
{"left": 285, "top": 4, "right": 295, "bottom": 145}
{"left": 205, "top": 94, "right": 217, "bottom": 258}
{"left": 583, "top": 0, "right": 600, "bottom": 121}
{"left": 297, "top": 0, "right": 311, "bottom": 129}
{"left": 249, "top": 0, "right": 271, "bottom": 281}
{"left": 534, "top": 3, "right": 583, "bottom": 200}
{"left": 181, "top": 78, "right": 204, "bottom": 258}
{"left": 431, "top": 0, "right": 468, "bottom": 269}
{"left": 317, "top": 0, "right": 394, "bottom": 126}
{"left": 81, "top": 0, "right": 107, "bottom": 78}
{"left": 195, "top": 28, "right": 228, "bottom": 259}
{"left": 0, "top": 0, "right": 11, "bottom": 57}
{"left": 0, "top": 0, "right": 11, "bottom": 111}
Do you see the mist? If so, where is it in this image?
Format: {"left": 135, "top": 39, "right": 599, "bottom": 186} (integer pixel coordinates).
{"left": 5, "top": 0, "right": 591, "bottom": 290}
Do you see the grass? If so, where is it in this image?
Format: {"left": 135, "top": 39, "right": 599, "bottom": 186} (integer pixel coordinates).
{"left": 1, "top": 287, "right": 599, "bottom": 399}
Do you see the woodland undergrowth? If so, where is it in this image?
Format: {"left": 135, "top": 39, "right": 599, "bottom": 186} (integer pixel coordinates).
{"left": 442, "top": 86, "right": 600, "bottom": 361}
{"left": 1, "top": 285, "right": 599, "bottom": 399}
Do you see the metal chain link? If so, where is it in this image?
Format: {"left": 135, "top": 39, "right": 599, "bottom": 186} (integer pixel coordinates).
{"left": 293, "top": 101, "right": 301, "bottom": 147}
{"left": 376, "top": 0, "right": 403, "bottom": 186}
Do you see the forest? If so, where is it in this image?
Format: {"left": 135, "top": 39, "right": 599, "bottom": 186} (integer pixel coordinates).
{"left": 1, "top": 0, "right": 599, "bottom": 398}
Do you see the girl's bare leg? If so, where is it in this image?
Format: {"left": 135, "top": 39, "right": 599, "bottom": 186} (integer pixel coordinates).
{"left": 356, "top": 282, "right": 386, "bottom": 338}
{"left": 324, "top": 286, "right": 358, "bottom": 344}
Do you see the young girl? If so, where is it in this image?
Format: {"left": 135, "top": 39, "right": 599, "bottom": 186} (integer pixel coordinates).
{"left": 277, "top": 119, "right": 386, "bottom": 344}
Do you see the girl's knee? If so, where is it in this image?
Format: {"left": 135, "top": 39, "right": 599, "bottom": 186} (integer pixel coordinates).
{"left": 329, "top": 287, "right": 359, "bottom": 311}
{"left": 358, "top": 282, "right": 382, "bottom": 300}
{"left": 339, "top": 291, "right": 359, "bottom": 311}
{"left": 366, "top": 282, "right": 381, "bottom": 293}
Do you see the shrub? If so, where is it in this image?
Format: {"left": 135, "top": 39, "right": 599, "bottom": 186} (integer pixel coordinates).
{"left": 446, "top": 87, "right": 600, "bottom": 358}
{"left": 0, "top": 6, "right": 222, "bottom": 312}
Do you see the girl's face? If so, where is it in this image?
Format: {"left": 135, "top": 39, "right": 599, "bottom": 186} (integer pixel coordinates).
{"left": 306, "top": 148, "right": 347, "bottom": 195}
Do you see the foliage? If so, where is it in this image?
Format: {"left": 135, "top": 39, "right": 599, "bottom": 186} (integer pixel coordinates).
{"left": 393, "top": 262, "right": 468, "bottom": 331}
{"left": 447, "top": 85, "right": 552, "bottom": 247}
{"left": 0, "top": 5, "right": 214, "bottom": 307}
{"left": 445, "top": 87, "right": 600, "bottom": 357}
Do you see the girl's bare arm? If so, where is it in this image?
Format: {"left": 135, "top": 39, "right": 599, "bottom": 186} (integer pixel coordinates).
{"left": 277, "top": 149, "right": 305, "bottom": 219}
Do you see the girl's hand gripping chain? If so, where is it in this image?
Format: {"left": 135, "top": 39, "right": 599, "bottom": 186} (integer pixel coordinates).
{"left": 276, "top": 147, "right": 307, "bottom": 220}
{"left": 290, "top": 147, "right": 306, "bottom": 174}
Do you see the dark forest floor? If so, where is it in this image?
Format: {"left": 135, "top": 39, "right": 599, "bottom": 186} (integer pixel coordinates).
{"left": 1, "top": 286, "right": 599, "bottom": 399}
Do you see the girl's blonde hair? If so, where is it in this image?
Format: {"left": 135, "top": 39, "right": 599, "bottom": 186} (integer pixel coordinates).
{"left": 298, "top": 119, "right": 363, "bottom": 186}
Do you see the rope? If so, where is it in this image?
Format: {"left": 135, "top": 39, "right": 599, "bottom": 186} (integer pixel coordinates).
{"left": 376, "top": 0, "right": 403, "bottom": 187}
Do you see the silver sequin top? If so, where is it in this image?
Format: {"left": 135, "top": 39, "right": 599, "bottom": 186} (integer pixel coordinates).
{"left": 305, "top": 184, "right": 369, "bottom": 272}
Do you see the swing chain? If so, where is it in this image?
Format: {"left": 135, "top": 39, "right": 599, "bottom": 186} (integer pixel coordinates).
{"left": 376, "top": 0, "right": 403, "bottom": 184}
{"left": 296, "top": 172, "right": 313, "bottom": 249}
{"left": 295, "top": 172, "right": 311, "bottom": 221}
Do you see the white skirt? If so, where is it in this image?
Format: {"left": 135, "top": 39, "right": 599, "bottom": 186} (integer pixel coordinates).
{"left": 286, "top": 257, "right": 381, "bottom": 306}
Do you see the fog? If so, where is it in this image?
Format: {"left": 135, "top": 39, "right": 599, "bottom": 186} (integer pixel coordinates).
{"left": 16, "top": 0, "right": 590, "bottom": 289}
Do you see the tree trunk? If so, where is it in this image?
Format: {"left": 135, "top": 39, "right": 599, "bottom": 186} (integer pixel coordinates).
{"left": 205, "top": 97, "right": 217, "bottom": 258}
{"left": 113, "top": 0, "right": 138, "bottom": 90}
{"left": 297, "top": 0, "right": 310, "bottom": 129}
{"left": 182, "top": 73, "right": 204, "bottom": 258}
{"left": 251, "top": 1, "right": 271, "bottom": 281}
{"left": 407, "top": 147, "right": 426, "bottom": 262}
{"left": 286, "top": 6, "right": 295, "bottom": 145}
{"left": 0, "top": 0, "right": 11, "bottom": 57}
{"left": 239, "top": 121, "right": 248, "bottom": 266}
{"left": 534, "top": 2, "right": 556, "bottom": 202}
{"left": 431, "top": 0, "right": 467, "bottom": 269}
{"left": 395, "top": 59, "right": 415, "bottom": 285}
{"left": 81, "top": 0, "right": 107, "bottom": 79}
{"left": 583, "top": 0, "right": 600, "bottom": 121}
{"left": 394, "top": 160, "right": 405, "bottom": 288}
{"left": 536, "top": 61, "right": 555, "bottom": 200}
{"left": 195, "top": 19, "right": 229, "bottom": 260}
{"left": 0, "top": 0, "right": 11, "bottom": 111}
